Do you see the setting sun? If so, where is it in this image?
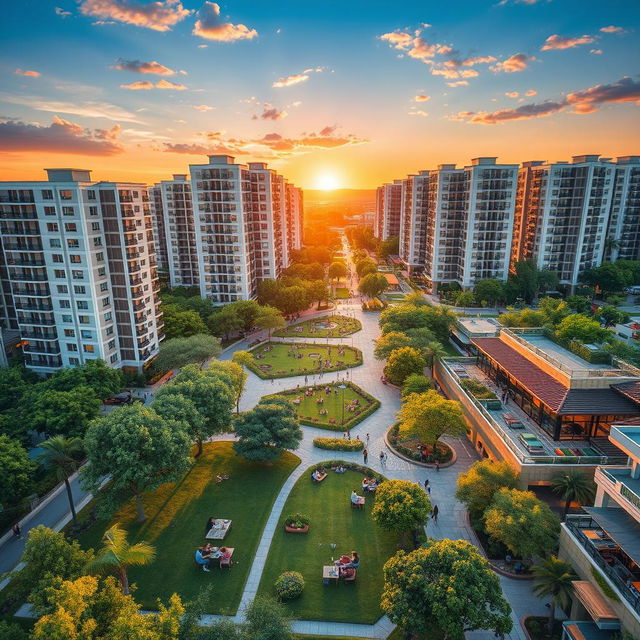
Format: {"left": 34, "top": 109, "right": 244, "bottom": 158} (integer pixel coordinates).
{"left": 315, "top": 172, "right": 341, "bottom": 190}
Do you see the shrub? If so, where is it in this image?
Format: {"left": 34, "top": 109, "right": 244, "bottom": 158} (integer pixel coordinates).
{"left": 285, "top": 513, "right": 310, "bottom": 528}
{"left": 313, "top": 437, "right": 364, "bottom": 451}
{"left": 460, "top": 379, "right": 497, "bottom": 400}
{"left": 275, "top": 571, "right": 305, "bottom": 600}
{"left": 387, "top": 424, "right": 453, "bottom": 463}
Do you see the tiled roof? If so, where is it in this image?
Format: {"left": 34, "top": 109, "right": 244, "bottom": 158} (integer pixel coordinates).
{"left": 558, "top": 389, "right": 640, "bottom": 416}
{"left": 471, "top": 337, "right": 568, "bottom": 411}
{"left": 612, "top": 380, "right": 640, "bottom": 406}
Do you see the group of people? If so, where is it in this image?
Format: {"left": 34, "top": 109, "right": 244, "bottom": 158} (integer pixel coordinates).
{"left": 312, "top": 466, "right": 328, "bottom": 482}
{"left": 334, "top": 551, "right": 360, "bottom": 579}
{"left": 194, "top": 544, "right": 231, "bottom": 572}
{"left": 361, "top": 476, "right": 378, "bottom": 492}
{"left": 350, "top": 489, "right": 365, "bottom": 506}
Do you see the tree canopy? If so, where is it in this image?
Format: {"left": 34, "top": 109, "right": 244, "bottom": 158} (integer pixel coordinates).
{"left": 555, "top": 314, "right": 611, "bottom": 344}
{"left": 162, "top": 305, "right": 208, "bottom": 340}
{"left": 358, "top": 272, "right": 388, "bottom": 299}
{"left": 384, "top": 347, "right": 426, "bottom": 386}
{"left": 474, "top": 278, "right": 505, "bottom": 306}
{"left": 154, "top": 334, "right": 222, "bottom": 371}
{"left": 379, "top": 304, "right": 454, "bottom": 342}
{"left": 328, "top": 261, "right": 348, "bottom": 281}
{"left": 401, "top": 373, "right": 435, "bottom": 398}
{"left": 0, "top": 435, "right": 35, "bottom": 506}
{"left": 371, "top": 479, "right": 431, "bottom": 534}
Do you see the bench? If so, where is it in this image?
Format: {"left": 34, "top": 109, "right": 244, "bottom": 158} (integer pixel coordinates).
{"left": 312, "top": 472, "right": 328, "bottom": 482}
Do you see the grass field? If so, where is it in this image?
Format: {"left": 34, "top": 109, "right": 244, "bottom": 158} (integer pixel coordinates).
{"left": 71, "top": 442, "right": 300, "bottom": 615}
{"left": 274, "top": 315, "right": 362, "bottom": 338}
{"left": 263, "top": 382, "right": 379, "bottom": 431}
{"left": 257, "top": 467, "right": 401, "bottom": 624}
{"left": 248, "top": 342, "right": 362, "bottom": 379}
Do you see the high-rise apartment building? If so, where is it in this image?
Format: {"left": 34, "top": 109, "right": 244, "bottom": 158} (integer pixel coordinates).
{"left": 374, "top": 180, "right": 402, "bottom": 240}
{"left": 399, "top": 171, "right": 430, "bottom": 274}
{"left": 0, "top": 168, "right": 163, "bottom": 374}
{"left": 605, "top": 156, "right": 640, "bottom": 263}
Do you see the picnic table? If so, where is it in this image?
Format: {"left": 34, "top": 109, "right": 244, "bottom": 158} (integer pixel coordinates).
{"left": 206, "top": 519, "right": 232, "bottom": 539}
{"left": 323, "top": 565, "right": 340, "bottom": 584}
{"left": 208, "top": 546, "right": 235, "bottom": 559}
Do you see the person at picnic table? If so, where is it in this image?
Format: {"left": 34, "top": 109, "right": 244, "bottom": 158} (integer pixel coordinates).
{"left": 362, "top": 477, "right": 377, "bottom": 492}
{"left": 219, "top": 546, "right": 232, "bottom": 561}
{"left": 195, "top": 546, "right": 212, "bottom": 572}
{"left": 344, "top": 551, "right": 360, "bottom": 569}
{"left": 351, "top": 489, "right": 364, "bottom": 504}
{"left": 205, "top": 517, "right": 216, "bottom": 535}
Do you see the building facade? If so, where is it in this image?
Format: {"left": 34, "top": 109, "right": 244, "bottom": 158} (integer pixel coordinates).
{"left": 0, "top": 168, "right": 163, "bottom": 374}
{"left": 605, "top": 156, "right": 640, "bottom": 263}
{"left": 374, "top": 180, "right": 402, "bottom": 241}
{"left": 399, "top": 171, "right": 430, "bottom": 273}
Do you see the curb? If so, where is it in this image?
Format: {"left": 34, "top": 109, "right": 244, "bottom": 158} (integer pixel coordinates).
{"left": 383, "top": 428, "right": 457, "bottom": 469}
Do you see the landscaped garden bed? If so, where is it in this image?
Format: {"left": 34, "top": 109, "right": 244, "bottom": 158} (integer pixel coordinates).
{"left": 313, "top": 437, "right": 364, "bottom": 451}
{"left": 257, "top": 465, "right": 400, "bottom": 623}
{"left": 248, "top": 342, "right": 363, "bottom": 379}
{"left": 263, "top": 381, "right": 379, "bottom": 430}
{"left": 523, "top": 616, "right": 563, "bottom": 640}
{"left": 387, "top": 424, "right": 454, "bottom": 465}
{"left": 274, "top": 314, "right": 361, "bottom": 338}
{"left": 67, "top": 442, "right": 300, "bottom": 615}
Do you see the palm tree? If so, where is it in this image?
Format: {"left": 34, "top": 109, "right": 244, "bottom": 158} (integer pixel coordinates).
{"left": 551, "top": 470, "right": 595, "bottom": 520}
{"left": 423, "top": 341, "right": 447, "bottom": 378}
{"left": 87, "top": 524, "right": 155, "bottom": 594}
{"left": 532, "top": 556, "right": 577, "bottom": 633}
{"left": 37, "top": 436, "right": 84, "bottom": 524}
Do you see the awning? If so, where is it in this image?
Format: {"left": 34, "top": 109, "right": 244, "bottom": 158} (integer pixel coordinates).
{"left": 572, "top": 581, "right": 618, "bottom": 623}
{"left": 583, "top": 507, "right": 640, "bottom": 566}
{"left": 564, "top": 621, "right": 619, "bottom": 640}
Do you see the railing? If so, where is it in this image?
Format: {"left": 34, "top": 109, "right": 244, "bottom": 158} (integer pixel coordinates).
{"left": 565, "top": 516, "right": 640, "bottom": 614}
{"left": 600, "top": 467, "right": 640, "bottom": 513}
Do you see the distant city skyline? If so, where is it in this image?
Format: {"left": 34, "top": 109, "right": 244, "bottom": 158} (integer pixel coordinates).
{"left": 0, "top": 0, "right": 639, "bottom": 188}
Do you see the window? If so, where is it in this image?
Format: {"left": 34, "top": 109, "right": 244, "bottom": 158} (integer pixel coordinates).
{"left": 41, "top": 190, "right": 53, "bottom": 200}
{"left": 83, "top": 344, "right": 95, "bottom": 353}
{"left": 49, "top": 239, "right": 61, "bottom": 248}
{"left": 77, "top": 300, "right": 89, "bottom": 310}
{"left": 67, "top": 239, "right": 79, "bottom": 248}
{"left": 93, "top": 237, "right": 102, "bottom": 247}
{"left": 62, "top": 314, "right": 72, "bottom": 322}
{"left": 62, "top": 206, "right": 74, "bottom": 216}
{"left": 72, "top": 270, "right": 84, "bottom": 280}
{"left": 56, "top": 285, "right": 68, "bottom": 294}
{"left": 106, "top": 326, "right": 114, "bottom": 336}
{"left": 86, "top": 190, "right": 96, "bottom": 201}
{"left": 74, "top": 285, "right": 86, "bottom": 294}
{"left": 89, "top": 206, "right": 98, "bottom": 216}
{"left": 59, "top": 300, "right": 71, "bottom": 309}
{"left": 44, "top": 206, "right": 56, "bottom": 216}
{"left": 60, "top": 190, "right": 72, "bottom": 200}
{"left": 81, "top": 330, "right": 92, "bottom": 339}
{"left": 104, "top": 311, "right": 112, "bottom": 322}
{"left": 102, "top": 297, "right": 110, "bottom": 307}
{"left": 110, "top": 353, "right": 119, "bottom": 364}
{"left": 97, "top": 267, "right": 106, "bottom": 277}
{"left": 64, "top": 223, "right": 77, "bottom": 232}
{"left": 54, "top": 269, "right": 65, "bottom": 278}
{"left": 78, "top": 315, "right": 90, "bottom": 325}
{"left": 52, "top": 254, "right": 63, "bottom": 263}
{"left": 69, "top": 357, "right": 79, "bottom": 365}
{"left": 108, "top": 339, "right": 115, "bottom": 350}
{"left": 64, "top": 329, "right": 75, "bottom": 337}
{"left": 96, "top": 252, "right": 104, "bottom": 262}
{"left": 70, "top": 255, "right": 81, "bottom": 263}
{"left": 67, "top": 343, "right": 78, "bottom": 351}
{"left": 47, "top": 223, "right": 59, "bottom": 232}
{"left": 91, "top": 222, "right": 100, "bottom": 231}
{"left": 99, "top": 282, "right": 108, "bottom": 292}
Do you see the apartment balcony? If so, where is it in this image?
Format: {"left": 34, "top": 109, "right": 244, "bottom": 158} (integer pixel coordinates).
{"left": 128, "top": 262, "right": 142, "bottom": 273}
{"left": 596, "top": 467, "right": 640, "bottom": 517}
{"left": 6, "top": 256, "right": 46, "bottom": 267}
{"left": 11, "top": 285, "right": 50, "bottom": 296}
{"left": 23, "top": 342, "right": 61, "bottom": 355}
{"left": 3, "top": 241, "right": 43, "bottom": 251}
{"left": 130, "top": 276, "right": 143, "bottom": 286}
{"left": 24, "top": 354, "right": 62, "bottom": 369}
{"left": 138, "top": 337, "right": 151, "bottom": 349}
{"left": 0, "top": 209, "right": 37, "bottom": 219}
{"left": 20, "top": 329, "right": 58, "bottom": 340}
{"left": 9, "top": 272, "right": 48, "bottom": 282}
{"left": 17, "top": 313, "right": 56, "bottom": 327}
{"left": 0, "top": 194, "right": 34, "bottom": 203}
{"left": 14, "top": 300, "right": 53, "bottom": 312}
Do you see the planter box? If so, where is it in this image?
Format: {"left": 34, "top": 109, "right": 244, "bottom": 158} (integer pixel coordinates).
{"left": 285, "top": 524, "right": 309, "bottom": 534}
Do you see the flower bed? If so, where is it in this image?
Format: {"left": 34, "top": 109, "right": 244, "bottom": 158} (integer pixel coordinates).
{"left": 313, "top": 437, "right": 364, "bottom": 451}
{"left": 284, "top": 513, "right": 310, "bottom": 533}
{"left": 362, "top": 297, "right": 387, "bottom": 311}
{"left": 274, "top": 314, "right": 362, "bottom": 338}
{"left": 387, "top": 424, "right": 453, "bottom": 464}
{"left": 460, "top": 378, "right": 497, "bottom": 400}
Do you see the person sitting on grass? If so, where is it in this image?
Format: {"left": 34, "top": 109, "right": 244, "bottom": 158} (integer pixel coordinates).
{"left": 312, "top": 468, "right": 327, "bottom": 482}
{"left": 351, "top": 489, "right": 364, "bottom": 504}
{"left": 195, "top": 546, "right": 212, "bottom": 572}
{"left": 345, "top": 551, "right": 360, "bottom": 569}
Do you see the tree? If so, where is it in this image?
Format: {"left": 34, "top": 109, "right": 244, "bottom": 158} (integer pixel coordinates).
{"left": 19, "top": 525, "right": 94, "bottom": 615}
{"left": 206, "top": 360, "right": 247, "bottom": 413}
{"left": 596, "top": 304, "right": 630, "bottom": 328}
{"left": 81, "top": 404, "right": 192, "bottom": 521}
{"left": 532, "top": 556, "right": 577, "bottom": 633}
{"left": 226, "top": 300, "right": 263, "bottom": 332}
{"left": 0, "top": 621, "right": 28, "bottom": 640}
{"left": 233, "top": 349, "right": 255, "bottom": 369}
{"left": 304, "top": 279, "right": 329, "bottom": 309}
{"left": 152, "top": 393, "right": 205, "bottom": 450}
{"left": 154, "top": 334, "right": 222, "bottom": 371}
{"left": 381, "top": 539, "right": 512, "bottom": 639}
{"left": 328, "top": 261, "right": 348, "bottom": 282}
{"left": 87, "top": 524, "right": 156, "bottom": 594}
{"left": 403, "top": 291, "right": 430, "bottom": 306}
{"left": 397, "top": 390, "right": 468, "bottom": 446}
{"left": 474, "top": 279, "right": 505, "bottom": 306}
{"left": 154, "top": 365, "right": 235, "bottom": 456}
{"left": 358, "top": 273, "right": 388, "bottom": 299}
{"left": 551, "top": 470, "right": 595, "bottom": 520}
{"left": 47, "top": 360, "right": 123, "bottom": 400}
{"left": 538, "top": 297, "right": 570, "bottom": 325}
{"left": 374, "top": 331, "right": 413, "bottom": 360}
{"left": 401, "top": 373, "right": 434, "bottom": 398}
{"left": 566, "top": 295, "right": 592, "bottom": 313}
{"left": 455, "top": 460, "right": 519, "bottom": 522}
{"left": 244, "top": 595, "right": 294, "bottom": 640}
{"left": 0, "top": 365, "right": 35, "bottom": 413}
{"left": 0, "top": 435, "right": 35, "bottom": 507}
{"left": 455, "top": 290, "right": 475, "bottom": 307}
{"left": 254, "top": 306, "right": 285, "bottom": 338}
{"left": 379, "top": 304, "right": 454, "bottom": 342}
{"left": 422, "top": 340, "right": 446, "bottom": 376}
{"left": 355, "top": 257, "right": 378, "bottom": 278}
{"left": 555, "top": 314, "right": 611, "bottom": 344}
{"left": 581, "top": 262, "right": 631, "bottom": 295}
{"left": 511, "top": 260, "right": 539, "bottom": 303}
{"left": 162, "top": 305, "right": 208, "bottom": 339}
{"left": 384, "top": 347, "right": 426, "bottom": 386}
{"left": 207, "top": 306, "right": 244, "bottom": 340}
{"left": 484, "top": 488, "right": 561, "bottom": 559}
{"left": 37, "top": 436, "right": 84, "bottom": 524}
{"left": 233, "top": 396, "right": 302, "bottom": 462}
{"left": 498, "top": 307, "right": 546, "bottom": 328}
{"left": 378, "top": 236, "right": 399, "bottom": 259}
{"left": 537, "top": 269, "right": 560, "bottom": 294}
{"left": 275, "top": 285, "right": 310, "bottom": 316}
{"left": 372, "top": 480, "right": 431, "bottom": 542}
{"left": 257, "top": 278, "right": 281, "bottom": 307}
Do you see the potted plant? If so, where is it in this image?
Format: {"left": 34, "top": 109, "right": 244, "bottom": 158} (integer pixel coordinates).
{"left": 284, "top": 513, "right": 310, "bottom": 533}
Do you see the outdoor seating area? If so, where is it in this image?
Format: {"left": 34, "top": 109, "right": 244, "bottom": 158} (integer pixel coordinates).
{"left": 274, "top": 314, "right": 362, "bottom": 338}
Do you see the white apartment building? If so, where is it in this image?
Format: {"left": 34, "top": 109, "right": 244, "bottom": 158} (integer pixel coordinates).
{"left": 605, "top": 156, "right": 640, "bottom": 263}
{"left": 399, "top": 171, "right": 430, "bottom": 273}
{"left": 374, "top": 180, "right": 402, "bottom": 240}
{"left": 0, "top": 168, "right": 163, "bottom": 374}
{"left": 148, "top": 185, "right": 169, "bottom": 274}
{"left": 511, "top": 155, "right": 616, "bottom": 288}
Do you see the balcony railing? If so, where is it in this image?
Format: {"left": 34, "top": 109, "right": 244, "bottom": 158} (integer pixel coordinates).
{"left": 599, "top": 467, "right": 640, "bottom": 514}
{"left": 23, "top": 343, "right": 61, "bottom": 355}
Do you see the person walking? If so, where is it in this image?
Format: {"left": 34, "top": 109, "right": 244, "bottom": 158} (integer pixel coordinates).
{"left": 432, "top": 504, "right": 439, "bottom": 523}
{"left": 11, "top": 522, "right": 22, "bottom": 540}
{"left": 366, "top": 433, "right": 370, "bottom": 445}
{"left": 347, "top": 430, "right": 351, "bottom": 440}
{"left": 424, "top": 478, "right": 429, "bottom": 490}
{"left": 379, "top": 450, "right": 385, "bottom": 466}
{"left": 363, "top": 448, "right": 368, "bottom": 464}
{"left": 435, "top": 460, "right": 440, "bottom": 472}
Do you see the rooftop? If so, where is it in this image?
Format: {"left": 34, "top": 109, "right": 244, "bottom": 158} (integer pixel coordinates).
{"left": 456, "top": 316, "right": 501, "bottom": 338}
{"left": 520, "top": 333, "right": 615, "bottom": 372}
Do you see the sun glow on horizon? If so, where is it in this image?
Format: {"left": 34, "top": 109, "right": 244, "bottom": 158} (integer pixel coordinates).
{"left": 314, "top": 172, "right": 341, "bottom": 190}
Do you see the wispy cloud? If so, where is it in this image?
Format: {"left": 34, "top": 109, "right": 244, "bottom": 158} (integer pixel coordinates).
{"left": 541, "top": 34, "right": 595, "bottom": 51}
{"left": 193, "top": 104, "right": 214, "bottom": 111}
{"left": 408, "top": 109, "right": 429, "bottom": 117}
{"left": 0, "top": 116, "right": 123, "bottom": 155}
{"left": 193, "top": 2, "right": 257, "bottom": 42}
{"left": 490, "top": 53, "right": 535, "bottom": 73}
{"left": 272, "top": 67, "right": 324, "bottom": 88}
{"left": 452, "top": 101, "right": 565, "bottom": 124}
{"left": 505, "top": 92, "right": 520, "bottom": 98}
{"left": 79, "top": 0, "right": 191, "bottom": 31}
{"left": 590, "top": 49, "right": 603, "bottom": 55}
{"left": 254, "top": 105, "right": 288, "bottom": 120}
{"left": 111, "top": 59, "right": 176, "bottom": 75}
{"left": 447, "top": 80, "right": 469, "bottom": 87}
{"left": 15, "top": 69, "right": 41, "bottom": 78}
{"left": 55, "top": 6, "right": 71, "bottom": 17}
{"left": 413, "top": 94, "right": 430, "bottom": 102}
{"left": 600, "top": 25, "right": 624, "bottom": 34}
{"left": 497, "top": 0, "right": 547, "bottom": 5}
{"left": 120, "top": 79, "right": 187, "bottom": 90}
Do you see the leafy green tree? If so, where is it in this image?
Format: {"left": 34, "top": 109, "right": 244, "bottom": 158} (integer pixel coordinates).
{"left": 566, "top": 295, "right": 592, "bottom": 313}
{"left": 455, "top": 459, "right": 520, "bottom": 521}
{"left": 378, "top": 236, "right": 399, "bottom": 259}
{"left": 0, "top": 435, "right": 35, "bottom": 506}
{"left": 47, "top": 360, "right": 124, "bottom": 400}
{"left": 0, "top": 621, "right": 28, "bottom": 640}
{"left": 162, "top": 305, "right": 208, "bottom": 339}
{"left": 207, "top": 306, "right": 244, "bottom": 340}
{"left": 155, "top": 334, "right": 222, "bottom": 371}
{"left": 19, "top": 525, "right": 94, "bottom": 615}
{"left": 603, "top": 339, "right": 640, "bottom": 366}
{"left": 403, "top": 291, "right": 430, "bottom": 306}
{"left": 151, "top": 393, "right": 204, "bottom": 450}
{"left": 304, "top": 279, "right": 329, "bottom": 309}
{"left": 422, "top": 340, "right": 446, "bottom": 377}
{"left": 384, "top": 347, "right": 426, "bottom": 386}
{"left": 455, "top": 290, "right": 475, "bottom": 307}
{"left": 401, "top": 373, "right": 434, "bottom": 398}
{"left": 379, "top": 304, "right": 454, "bottom": 342}
{"left": 233, "top": 396, "right": 302, "bottom": 462}
{"left": 0, "top": 365, "right": 37, "bottom": 413}
{"left": 226, "top": 300, "right": 263, "bottom": 332}
{"left": 244, "top": 595, "right": 294, "bottom": 640}
{"left": 538, "top": 297, "right": 570, "bottom": 325}
{"left": 596, "top": 305, "right": 630, "bottom": 328}
{"left": 254, "top": 306, "right": 286, "bottom": 338}
{"left": 37, "top": 436, "right": 84, "bottom": 523}
{"left": 232, "top": 349, "right": 255, "bottom": 369}
{"left": 355, "top": 257, "right": 378, "bottom": 278}
{"left": 276, "top": 285, "right": 310, "bottom": 316}
{"left": 87, "top": 524, "right": 156, "bottom": 594}
{"left": 537, "top": 269, "right": 560, "bottom": 294}
{"left": 551, "top": 470, "right": 595, "bottom": 520}
{"left": 397, "top": 390, "right": 468, "bottom": 446}
{"left": 484, "top": 488, "right": 561, "bottom": 559}
{"left": 374, "top": 331, "right": 413, "bottom": 360}
{"left": 381, "top": 539, "right": 512, "bottom": 639}
{"left": 474, "top": 279, "right": 505, "bottom": 306}
{"left": 82, "top": 404, "right": 192, "bottom": 521}
{"left": 328, "top": 261, "right": 348, "bottom": 281}
{"left": 511, "top": 260, "right": 539, "bottom": 303}
{"left": 498, "top": 308, "right": 546, "bottom": 328}
{"left": 206, "top": 360, "right": 247, "bottom": 413}
{"left": 581, "top": 262, "right": 631, "bottom": 295}
{"left": 257, "top": 279, "right": 282, "bottom": 307}
{"left": 532, "top": 556, "right": 577, "bottom": 633}
{"left": 555, "top": 314, "right": 611, "bottom": 344}
{"left": 372, "top": 480, "right": 431, "bottom": 541}
{"left": 358, "top": 272, "right": 388, "bottom": 299}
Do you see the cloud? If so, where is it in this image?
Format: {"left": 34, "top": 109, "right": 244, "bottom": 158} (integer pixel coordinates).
{"left": 0, "top": 115, "right": 123, "bottom": 155}
{"left": 600, "top": 25, "right": 624, "bottom": 34}
{"left": 461, "top": 55, "right": 496, "bottom": 66}
{"left": 541, "top": 34, "right": 595, "bottom": 51}
{"left": 55, "top": 7, "right": 71, "bottom": 16}
{"left": 505, "top": 92, "right": 520, "bottom": 98}
{"left": 408, "top": 110, "right": 429, "bottom": 117}
{"left": 379, "top": 31, "right": 414, "bottom": 48}
{"left": 112, "top": 59, "right": 176, "bottom": 75}
{"left": 79, "top": 0, "right": 191, "bottom": 31}
{"left": 257, "top": 105, "right": 287, "bottom": 120}
{"left": 414, "top": 94, "right": 430, "bottom": 102}
{"left": 490, "top": 53, "right": 535, "bottom": 73}
{"left": 193, "top": 104, "right": 214, "bottom": 111}
{"left": 497, "top": 0, "right": 546, "bottom": 4}
{"left": 120, "top": 79, "right": 187, "bottom": 90}
{"left": 273, "top": 73, "right": 308, "bottom": 88}
{"left": 193, "top": 2, "right": 257, "bottom": 41}
{"left": 14, "top": 69, "right": 41, "bottom": 78}
{"left": 431, "top": 67, "right": 479, "bottom": 79}
{"left": 565, "top": 76, "right": 640, "bottom": 114}
{"left": 447, "top": 80, "right": 468, "bottom": 87}
{"left": 590, "top": 49, "right": 603, "bottom": 55}
{"left": 455, "top": 101, "right": 565, "bottom": 124}
{"left": 525, "top": 89, "right": 538, "bottom": 96}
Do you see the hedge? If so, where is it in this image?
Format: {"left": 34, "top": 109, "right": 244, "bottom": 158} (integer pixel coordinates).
{"left": 313, "top": 437, "right": 364, "bottom": 451}
{"left": 317, "top": 459, "right": 386, "bottom": 484}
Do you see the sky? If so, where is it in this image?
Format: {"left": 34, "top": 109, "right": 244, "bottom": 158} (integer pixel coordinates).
{"left": 0, "top": 0, "right": 639, "bottom": 189}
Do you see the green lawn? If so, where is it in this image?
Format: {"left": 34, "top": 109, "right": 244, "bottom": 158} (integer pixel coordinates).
{"left": 257, "top": 467, "right": 401, "bottom": 624}
{"left": 274, "top": 315, "right": 362, "bottom": 338}
{"left": 263, "top": 382, "right": 379, "bottom": 431}
{"left": 248, "top": 342, "right": 363, "bottom": 379}
{"left": 72, "top": 442, "right": 300, "bottom": 615}
{"left": 335, "top": 287, "right": 351, "bottom": 299}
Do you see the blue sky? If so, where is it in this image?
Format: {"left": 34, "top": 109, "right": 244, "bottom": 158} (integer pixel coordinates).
{"left": 1, "top": 0, "right": 638, "bottom": 187}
